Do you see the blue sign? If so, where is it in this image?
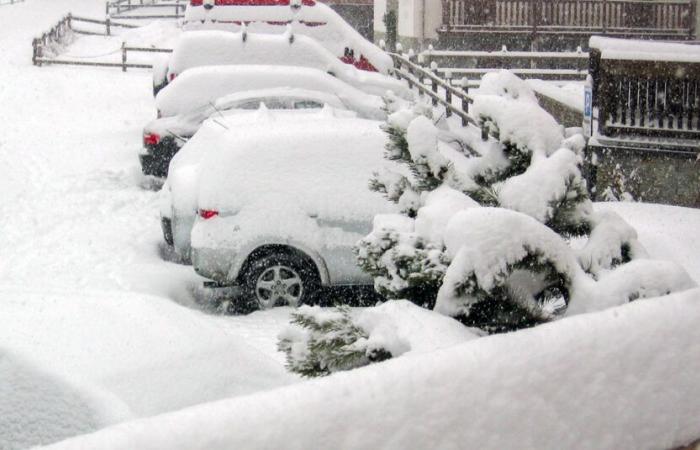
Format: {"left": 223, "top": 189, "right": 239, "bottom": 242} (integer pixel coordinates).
{"left": 584, "top": 88, "right": 592, "bottom": 118}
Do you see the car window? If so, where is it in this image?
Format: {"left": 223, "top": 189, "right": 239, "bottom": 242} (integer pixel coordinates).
{"left": 292, "top": 100, "right": 324, "bottom": 109}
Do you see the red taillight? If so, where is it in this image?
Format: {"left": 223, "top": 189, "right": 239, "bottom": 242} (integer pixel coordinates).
{"left": 190, "top": 0, "right": 203, "bottom": 5}
{"left": 199, "top": 209, "right": 219, "bottom": 220}
{"left": 168, "top": 73, "right": 177, "bottom": 82}
{"left": 144, "top": 133, "right": 160, "bottom": 146}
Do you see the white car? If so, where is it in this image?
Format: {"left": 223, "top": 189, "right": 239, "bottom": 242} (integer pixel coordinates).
{"left": 164, "top": 108, "right": 398, "bottom": 309}
{"left": 161, "top": 105, "right": 360, "bottom": 260}
{"left": 154, "top": 64, "right": 389, "bottom": 119}
{"left": 183, "top": 0, "right": 392, "bottom": 74}
{"left": 152, "top": 30, "right": 408, "bottom": 99}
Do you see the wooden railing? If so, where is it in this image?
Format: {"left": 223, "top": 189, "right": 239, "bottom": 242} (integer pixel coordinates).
{"left": 442, "top": 0, "right": 697, "bottom": 39}
{"left": 106, "top": 0, "right": 186, "bottom": 19}
{"left": 32, "top": 14, "right": 171, "bottom": 70}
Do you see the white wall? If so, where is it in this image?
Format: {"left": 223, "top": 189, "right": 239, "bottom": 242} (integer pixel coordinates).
{"left": 374, "top": 0, "right": 387, "bottom": 34}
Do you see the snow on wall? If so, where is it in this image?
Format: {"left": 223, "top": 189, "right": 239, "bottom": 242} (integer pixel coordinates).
{"left": 590, "top": 36, "right": 700, "bottom": 63}
{"left": 47, "top": 288, "right": 700, "bottom": 450}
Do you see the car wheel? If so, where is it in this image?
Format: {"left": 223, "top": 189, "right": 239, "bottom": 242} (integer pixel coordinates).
{"left": 242, "top": 254, "right": 320, "bottom": 310}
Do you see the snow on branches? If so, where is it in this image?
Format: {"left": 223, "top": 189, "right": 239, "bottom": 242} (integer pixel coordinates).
{"left": 358, "top": 70, "right": 696, "bottom": 332}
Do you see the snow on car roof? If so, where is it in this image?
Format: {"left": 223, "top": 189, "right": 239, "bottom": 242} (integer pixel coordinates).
{"left": 189, "top": 111, "right": 396, "bottom": 221}
{"left": 183, "top": 1, "right": 392, "bottom": 73}
{"left": 155, "top": 64, "right": 384, "bottom": 117}
{"left": 167, "top": 30, "right": 344, "bottom": 77}
{"left": 165, "top": 30, "right": 408, "bottom": 100}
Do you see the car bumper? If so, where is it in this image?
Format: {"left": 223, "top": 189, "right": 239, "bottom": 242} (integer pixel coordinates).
{"left": 192, "top": 246, "right": 239, "bottom": 284}
{"left": 139, "top": 153, "right": 169, "bottom": 178}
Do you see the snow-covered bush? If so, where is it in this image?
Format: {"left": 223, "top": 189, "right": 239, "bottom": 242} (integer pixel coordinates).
{"left": 278, "top": 301, "right": 480, "bottom": 377}
{"left": 357, "top": 70, "right": 696, "bottom": 332}
{"left": 278, "top": 306, "right": 394, "bottom": 377}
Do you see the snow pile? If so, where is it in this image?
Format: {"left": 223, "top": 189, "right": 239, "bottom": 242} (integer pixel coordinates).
{"left": 183, "top": 1, "right": 393, "bottom": 73}
{"left": 0, "top": 349, "right": 129, "bottom": 450}
{"left": 0, "top": 287, "right": 295, "bottom": 424}
{"left": 155, "top": 65, "right": 386, "bottom": 117}
{"left": 46, "top": 288, "right": 700, "bottom": 450}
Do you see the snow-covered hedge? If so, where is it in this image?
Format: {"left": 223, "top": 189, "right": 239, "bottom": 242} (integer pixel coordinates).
{"left": 357, "top": 69, "right": 696, "bottom": 332}
{"left": 278, "top": 301, "right": 478, "bottom": 376}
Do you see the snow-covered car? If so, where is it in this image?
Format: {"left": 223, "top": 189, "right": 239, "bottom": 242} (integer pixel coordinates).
{"left": 188, "top": 112, "right": 398, "bottom": 309}
{"left": 152, "top": 30, "right": 407, "bottom": 98}
{"left": 182, "top": 0, "right": 392, "bottom": 74}
{"left": 154, "top": 64, "right": 389, "bottom": 119}
{"left": 161, "top": 105, "right": 361, "bottom": 260}
{"left": 141, "top": 87, "right": 361, "bottom": 177}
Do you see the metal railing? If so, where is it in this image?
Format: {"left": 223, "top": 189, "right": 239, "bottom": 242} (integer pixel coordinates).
{"left": 106, "top": 0, "right": 186, "bottom": 20}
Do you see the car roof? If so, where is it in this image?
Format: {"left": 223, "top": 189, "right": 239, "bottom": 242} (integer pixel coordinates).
{"left": 194, "top": 114, "right": 396, "bottom": 220}
{"left": 155, "top": 64, "right": 372, "bottom": 117}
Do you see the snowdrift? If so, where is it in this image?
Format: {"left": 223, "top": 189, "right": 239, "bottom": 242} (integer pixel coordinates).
{"left": 48, "top": 288, "right": 700, "bottom": 450}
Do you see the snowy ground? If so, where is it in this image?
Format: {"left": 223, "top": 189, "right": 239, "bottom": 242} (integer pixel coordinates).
{"left": 1, "top": 2, "right": 699, "bottom": 449}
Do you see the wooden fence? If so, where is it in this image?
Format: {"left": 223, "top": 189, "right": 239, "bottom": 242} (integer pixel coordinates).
{"left": 32, "top": 14, "right": 172, "bottom": 70}
{"left": 442, "top": 0, "right": 697, "bottom": 40}
{"left": 106, "top": 0, "right": 186, "bottom": 20}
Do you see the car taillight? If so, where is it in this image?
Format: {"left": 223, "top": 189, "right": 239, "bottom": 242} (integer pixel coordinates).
{"left": 168, "top": 73, "right": 177, "bottom": 82}
{"left": 144, "top": 133, "right": 160, "bottom": 146}
{"left": 190, "top": 0, "right": 203, "bottom": 5}
{"left": 199, "top": 209, "right": 219, "bottom": 219}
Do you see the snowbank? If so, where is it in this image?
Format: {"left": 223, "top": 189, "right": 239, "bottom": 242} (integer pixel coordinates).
{"left": 0, "top": 349, "right": 129, "bottom": 450}
{"left": 0, "top": 287, "right": 295, "bottom": 421}
{"left": 47, "top": 288, "right": 700, "bottom": 450}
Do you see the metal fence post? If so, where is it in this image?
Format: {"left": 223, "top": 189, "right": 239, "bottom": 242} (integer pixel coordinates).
{"left": 106, "top": 16, "right": 111, "bottom": 36}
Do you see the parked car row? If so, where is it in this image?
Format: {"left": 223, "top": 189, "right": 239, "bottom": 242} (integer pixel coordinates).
{"left": 141, "top": 1, "right": 411, "bottom": 311}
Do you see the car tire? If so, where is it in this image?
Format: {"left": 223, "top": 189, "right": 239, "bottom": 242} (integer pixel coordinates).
{"left": 241, "top": 253, "right": 320, "bottom": 310}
